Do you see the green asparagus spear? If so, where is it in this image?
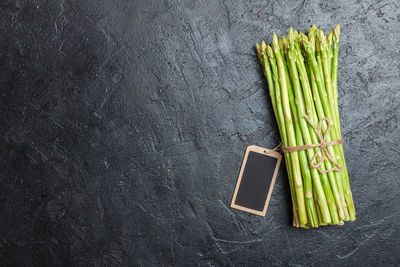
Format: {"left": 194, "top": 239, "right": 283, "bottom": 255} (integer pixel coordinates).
{"left": 278, "top": 37, "right": 317, "bottom": 227}
{"left": 305, "top": 46, "right": 340, "bottom": 224}
{"left": 331, "top": 25, "right": 356, "bottom": 220}
{"left": 317, "top": 29, "right": 351, "bottom": 221}
{"left": 290, "top": 31, "right": 334, "bottom": 224}
{"left": 256, "top": 25, "right": 355, "bottom": 227}
{"left": 272, "top": 33, "right": 308, "bottom": 225}
{"left": 265, "top": 45, "right": 300, "bottom": 227}
{"left": 301, "top": 35, "right": 347, "bottom": 221}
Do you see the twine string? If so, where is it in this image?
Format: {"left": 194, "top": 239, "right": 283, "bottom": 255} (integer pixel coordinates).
{"left": 279, "top": 115, "right": 343, "bottom": 174}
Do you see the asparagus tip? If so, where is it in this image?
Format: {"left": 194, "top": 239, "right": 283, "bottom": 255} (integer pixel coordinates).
{"left": 308, "top": 24, "right": 316, "bottom": 38}
{"left": 266, "top": 45, "right": 274, "bottom": 58}
{"left": 318, "top": 28, "right": 325, "bottom": 38}
{"left": 317, "top": 29, "right": 327, "bottom": 49}
{"left": 288, "top": 31, "right": 297, "bottom": 52}
{"left": 261, "top": 40, "right": 266, "bottom": 48}
{"left": 335, "top": 24, "right": 341, "bottom": 38}
{"left": 283, "top": 36, "right": 289, "bottom": 50}
{"left": 255, "top": 43, "right": 262, "bottom": 62}
{"left": 328, "top": 31, "right": 333, "bottom": 44}
{"left": 278, "top": 38, "right": 284, "bottom": 49}
{"left": 288, "top": 27, "right": 293, "bottom": 34}
{"left": 293, "top": 29, "right": 299, "bottom": 41}
{"left": 300, "top": 33, "right": 309, "bottom": 45}
{"left": 311, "top": 24, "right": 317, "bottom": 31}
{"left": 309, "top": 34, "right": 315, "bottom": 52}
{"left": 261, "top": 41, "right": 267, "bottom": 54}
{"left": 256, "top": 43, "right": 261, "bottom": 53}
{"left": 272, "top": 32, "right": 278, "bottom": 44}
{"left": 301, "top": 33, "right": 314, "bottom": 53}
{"left": 272, "top": 33, "right": 279, "bottom": 51}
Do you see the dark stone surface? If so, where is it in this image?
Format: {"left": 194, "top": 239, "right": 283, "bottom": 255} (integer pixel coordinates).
{"left": 1, "top": 0, "right": 399, "bottom": 266}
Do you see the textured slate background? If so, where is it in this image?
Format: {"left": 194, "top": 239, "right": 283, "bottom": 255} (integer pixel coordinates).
{"left": 1, "top": 0, "right": 400, "bottom": 266}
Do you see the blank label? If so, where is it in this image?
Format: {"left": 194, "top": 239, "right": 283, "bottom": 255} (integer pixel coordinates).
{"left": 231, "top": 145, "right": 281, "bottom": 216}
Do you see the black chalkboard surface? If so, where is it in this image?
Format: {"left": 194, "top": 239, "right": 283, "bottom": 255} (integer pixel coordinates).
{"left": 231, "top": 145, "right": 282, "bottom": 216}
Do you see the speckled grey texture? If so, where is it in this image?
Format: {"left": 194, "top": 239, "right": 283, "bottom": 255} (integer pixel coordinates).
{"left": 1, "top": 0, "right": 399, "bottom": 266}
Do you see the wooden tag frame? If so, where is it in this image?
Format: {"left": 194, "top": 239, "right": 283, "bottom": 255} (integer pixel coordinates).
{"left": 230, "top": 145, "right": 282, "bottom": 216}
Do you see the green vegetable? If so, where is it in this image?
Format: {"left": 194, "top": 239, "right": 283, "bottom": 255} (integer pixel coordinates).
{"left": 256, "top": 25, "right": 356, "bottom": 228}
{"left": 272, "top": 33, "right": 308, "bottom": 225}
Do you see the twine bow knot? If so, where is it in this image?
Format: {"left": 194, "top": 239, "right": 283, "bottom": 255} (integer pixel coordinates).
{"left": 280, "top": 115, "right": 343, "bottom": 174}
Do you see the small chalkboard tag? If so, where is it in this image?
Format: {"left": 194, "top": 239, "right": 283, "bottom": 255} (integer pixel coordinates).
{"left": 230, "top": 145, "right": 282, "bottom": 216}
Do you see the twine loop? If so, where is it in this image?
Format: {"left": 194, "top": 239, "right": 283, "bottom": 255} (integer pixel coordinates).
{"left": 279, "top": 115, "right": 343, "bottom": 174}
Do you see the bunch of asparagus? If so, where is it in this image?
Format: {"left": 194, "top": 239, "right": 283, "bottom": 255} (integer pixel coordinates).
{"left": 256, "top": 25, "right": 355, "bottom": 228}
